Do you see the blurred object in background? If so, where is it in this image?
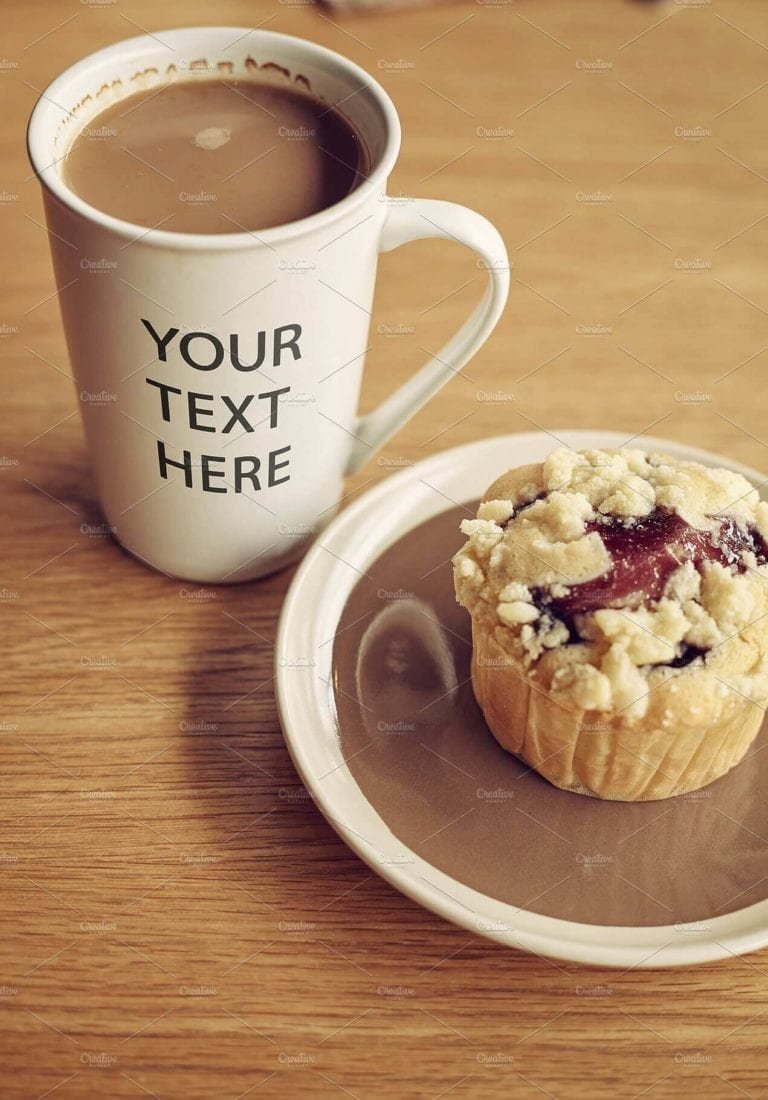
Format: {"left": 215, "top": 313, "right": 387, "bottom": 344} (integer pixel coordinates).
{"left": 321, "top": 0, "right": 451, "bottom": 13}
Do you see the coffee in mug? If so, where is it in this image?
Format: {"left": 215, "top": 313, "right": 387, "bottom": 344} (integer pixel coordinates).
{"left": 63, "top": 77, "right": 370, "bottom": 233}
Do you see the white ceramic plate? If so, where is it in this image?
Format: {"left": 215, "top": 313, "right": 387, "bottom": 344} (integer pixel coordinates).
{"left": 275, "top": 430, "right": 768, "bottom": 967}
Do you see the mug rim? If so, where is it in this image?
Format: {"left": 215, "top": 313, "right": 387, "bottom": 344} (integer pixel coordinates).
{"left": 26, "top": 26, "right": 402, "bottom": 251}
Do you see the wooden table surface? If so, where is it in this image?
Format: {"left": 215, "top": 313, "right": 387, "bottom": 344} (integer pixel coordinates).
{"left": 5, "top": 0, "right": 768, "bottom": 1096}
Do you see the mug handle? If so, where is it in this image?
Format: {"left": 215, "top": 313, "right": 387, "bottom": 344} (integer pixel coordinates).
{"left": 345, "top": 198, "right": 510, "bottom": 474}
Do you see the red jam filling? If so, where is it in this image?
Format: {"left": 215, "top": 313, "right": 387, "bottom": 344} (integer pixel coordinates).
{"left": 541, "top": 508, "right": 766, "bottom": 621}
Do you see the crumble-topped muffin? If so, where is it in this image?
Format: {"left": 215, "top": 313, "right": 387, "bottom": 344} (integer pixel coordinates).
{"left": 453, "top": 447, "right": 768, "bottom": 800}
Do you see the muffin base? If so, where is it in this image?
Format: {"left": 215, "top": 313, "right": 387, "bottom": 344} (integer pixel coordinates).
{"left": 470, "top": 622, "right": 764, "bottom": 801}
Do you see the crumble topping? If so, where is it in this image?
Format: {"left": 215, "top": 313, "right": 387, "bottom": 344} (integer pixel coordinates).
{"left": 454, "top": 447, "right": 768, "bottom": 720}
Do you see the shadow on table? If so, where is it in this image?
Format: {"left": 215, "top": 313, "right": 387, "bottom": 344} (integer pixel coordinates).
{"left": 174, "top": 568, "right": 377, "bottom": 913}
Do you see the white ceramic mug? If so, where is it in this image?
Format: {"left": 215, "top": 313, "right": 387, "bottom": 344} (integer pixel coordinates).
{"left": 27, "top": 27, "right": 509, "bottom": 583}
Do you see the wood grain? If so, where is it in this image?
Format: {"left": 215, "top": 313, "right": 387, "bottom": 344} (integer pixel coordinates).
{"left": 3, "top": 0, "right": 768, "bottom": 1096}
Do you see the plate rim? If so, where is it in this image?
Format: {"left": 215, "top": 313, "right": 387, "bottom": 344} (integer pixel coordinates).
{"left": 275, "top": 430, "right": 768, "bottom": 967}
